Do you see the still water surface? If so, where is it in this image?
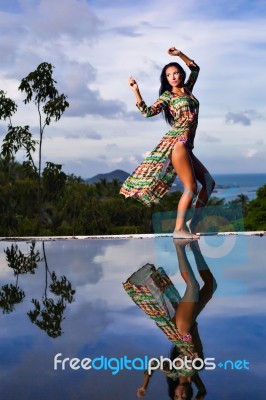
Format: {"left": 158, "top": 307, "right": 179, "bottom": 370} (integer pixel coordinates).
{"left": 0, "top": 235, "right": 265, "bottom": 399}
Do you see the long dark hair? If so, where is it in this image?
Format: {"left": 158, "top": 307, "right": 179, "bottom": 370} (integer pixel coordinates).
{"left": 159, "top": 62, "right": 186, "bottom": 126}
{"left": 166, "top": 346, "right": 194, "bottom": 400}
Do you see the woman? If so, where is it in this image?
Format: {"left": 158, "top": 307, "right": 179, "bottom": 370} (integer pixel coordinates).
{"left": 120, "top": 47, "right": 215, "bottom": 239}
{"left": 124, "top": 239, "right": 216, "bottom": 399}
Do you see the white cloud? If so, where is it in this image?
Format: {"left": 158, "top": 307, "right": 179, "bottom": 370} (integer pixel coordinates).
{"left": 66, "top": 131, "right": 102, "bottom": 140}
{"left": 111, "top": 157, "right": 123, "bottom": 164}
{"left": 225, "top": 109, "right": 263, "bottom": 126}
{"left": 106, "top": 143, "right": 119, "bottom": 151}
{"left": 200, "top": 132, "right": 221, "bottom": 143}
{"left": 244, "top": 149, "right": 258, "bottom": 158}
{"left": 225, "top": 111, "right": 251, "bottom": 126}
{"left": 0, "top": 0, "right": 265, "bottom": 176}
{"left": 23, "top": 0, "right": 102, "bottom": 40}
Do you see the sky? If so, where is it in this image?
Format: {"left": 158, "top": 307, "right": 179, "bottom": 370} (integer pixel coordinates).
{"left": 0, "top": 0, "right": 265, "bottom": 179}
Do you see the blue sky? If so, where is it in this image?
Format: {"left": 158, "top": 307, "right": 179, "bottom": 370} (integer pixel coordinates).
{"left": 0, "top": 0, "right": 265, "bottom": 178}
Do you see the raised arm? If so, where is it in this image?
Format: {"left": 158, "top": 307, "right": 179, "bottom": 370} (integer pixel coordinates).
{"left": 168, "top": 47, "right": 200, "bottom": 92}
{"left": 128, "top": 76, "right": 170, "bottom": 118}
{"left": 128, "top": 76, "right": 143, "bottom": 106}
{"left": 191, "top": 374, "right": 207, "bottom": 399}
{"left": 137, "top": 370, "right": 152, "bottom": 399}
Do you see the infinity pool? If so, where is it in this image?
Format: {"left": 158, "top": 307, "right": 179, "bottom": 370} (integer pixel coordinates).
{"left": 0, "top": 235, "right": 265, "bottom": 399}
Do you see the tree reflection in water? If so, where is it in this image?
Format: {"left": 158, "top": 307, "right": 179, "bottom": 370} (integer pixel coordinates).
{"left": 0, "top": 242, "right": 40, "bottom": 313}
{"left": 0, "top": 241, "right": 75, "bottom": 338}
{"left": 0, "top": 283, "right": 25, "bottom": 314}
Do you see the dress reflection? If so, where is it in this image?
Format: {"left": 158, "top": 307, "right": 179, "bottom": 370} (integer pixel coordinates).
{"left": 123, "top": 239, "right": 217, "bottom": 399}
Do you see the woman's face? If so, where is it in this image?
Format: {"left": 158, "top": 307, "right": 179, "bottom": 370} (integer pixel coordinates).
{"left": 166, "top": 66, "right": 183, "bottom": 88}
{"left": 174, "top": 384, "right": 190, "bottom": 400}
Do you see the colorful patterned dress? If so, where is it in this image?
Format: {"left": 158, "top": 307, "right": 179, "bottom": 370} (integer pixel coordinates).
{"left": 123, "top": 263, "right": 199, "bottom": 377}
{"left": 120, "top": 64, "right": 200, "bottom": 206}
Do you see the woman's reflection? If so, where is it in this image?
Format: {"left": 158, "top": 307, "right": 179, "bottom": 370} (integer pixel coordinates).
{"left": 123, "top": 239, "right": 217, "bottom": 399}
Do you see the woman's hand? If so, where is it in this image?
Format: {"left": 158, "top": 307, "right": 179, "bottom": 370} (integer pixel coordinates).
{"left": 137, "top": 387, "right": 147, "bottom": 399}
{"left": 128, "top": 76, "right": 143, "bottom": 104}
{"left": 128, "top": 76, "right": 139, "bottom": 91}
{"left": 168, "top": 47, "right": 181, "bottom": 56}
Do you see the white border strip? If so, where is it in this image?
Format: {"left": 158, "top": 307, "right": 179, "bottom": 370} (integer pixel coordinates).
{"left": 0, "top": 231, "right": 265, "bottom": 241}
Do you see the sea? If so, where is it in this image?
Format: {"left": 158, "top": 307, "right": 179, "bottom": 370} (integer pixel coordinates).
{"left": 172, "top": 173, "right": 266, "bottom": 202}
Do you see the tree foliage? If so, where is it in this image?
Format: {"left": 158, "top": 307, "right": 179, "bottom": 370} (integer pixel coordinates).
{"left": 0, "top": 156, "right": 263, "bottom": 235}
{"left": 0, "top": 62, "right": 69, "bottom": 207}
{"left": 244, "top": 185, "right": 266, "bottom": 230}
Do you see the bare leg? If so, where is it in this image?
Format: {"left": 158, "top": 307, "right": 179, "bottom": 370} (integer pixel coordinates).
{"left": 171, "top": 142, "right": 199, "bottom": 239}
{"left": 188, "top": 153, "right": 216, "bottom": 233}
{"left": 174, "top": 239, "right": 216, "bottom": 369}
{"left": 173, "top": 239, "right": 199, "bottom": 336}
{"left": 190, "top": 240, "right": 217, "bottom": 316}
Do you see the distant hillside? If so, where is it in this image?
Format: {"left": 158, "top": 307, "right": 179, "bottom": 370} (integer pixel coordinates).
{"left": 86, "top": 169, "right": 129, "bottom": 184}
{"left": 86, "top": 169, "right": 183, "bottom": 192}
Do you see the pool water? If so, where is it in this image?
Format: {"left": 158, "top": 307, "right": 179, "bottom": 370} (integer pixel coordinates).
{"left": 0, "top": 235, "right": 265, "bottom": 399}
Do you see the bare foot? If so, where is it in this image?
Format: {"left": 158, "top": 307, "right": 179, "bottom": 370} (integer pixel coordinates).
{"left": 173, "top": 238, "right": 198, "bottom": 249}
{"left": 173, "top": 229, "right": 199, "bottom": 240}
